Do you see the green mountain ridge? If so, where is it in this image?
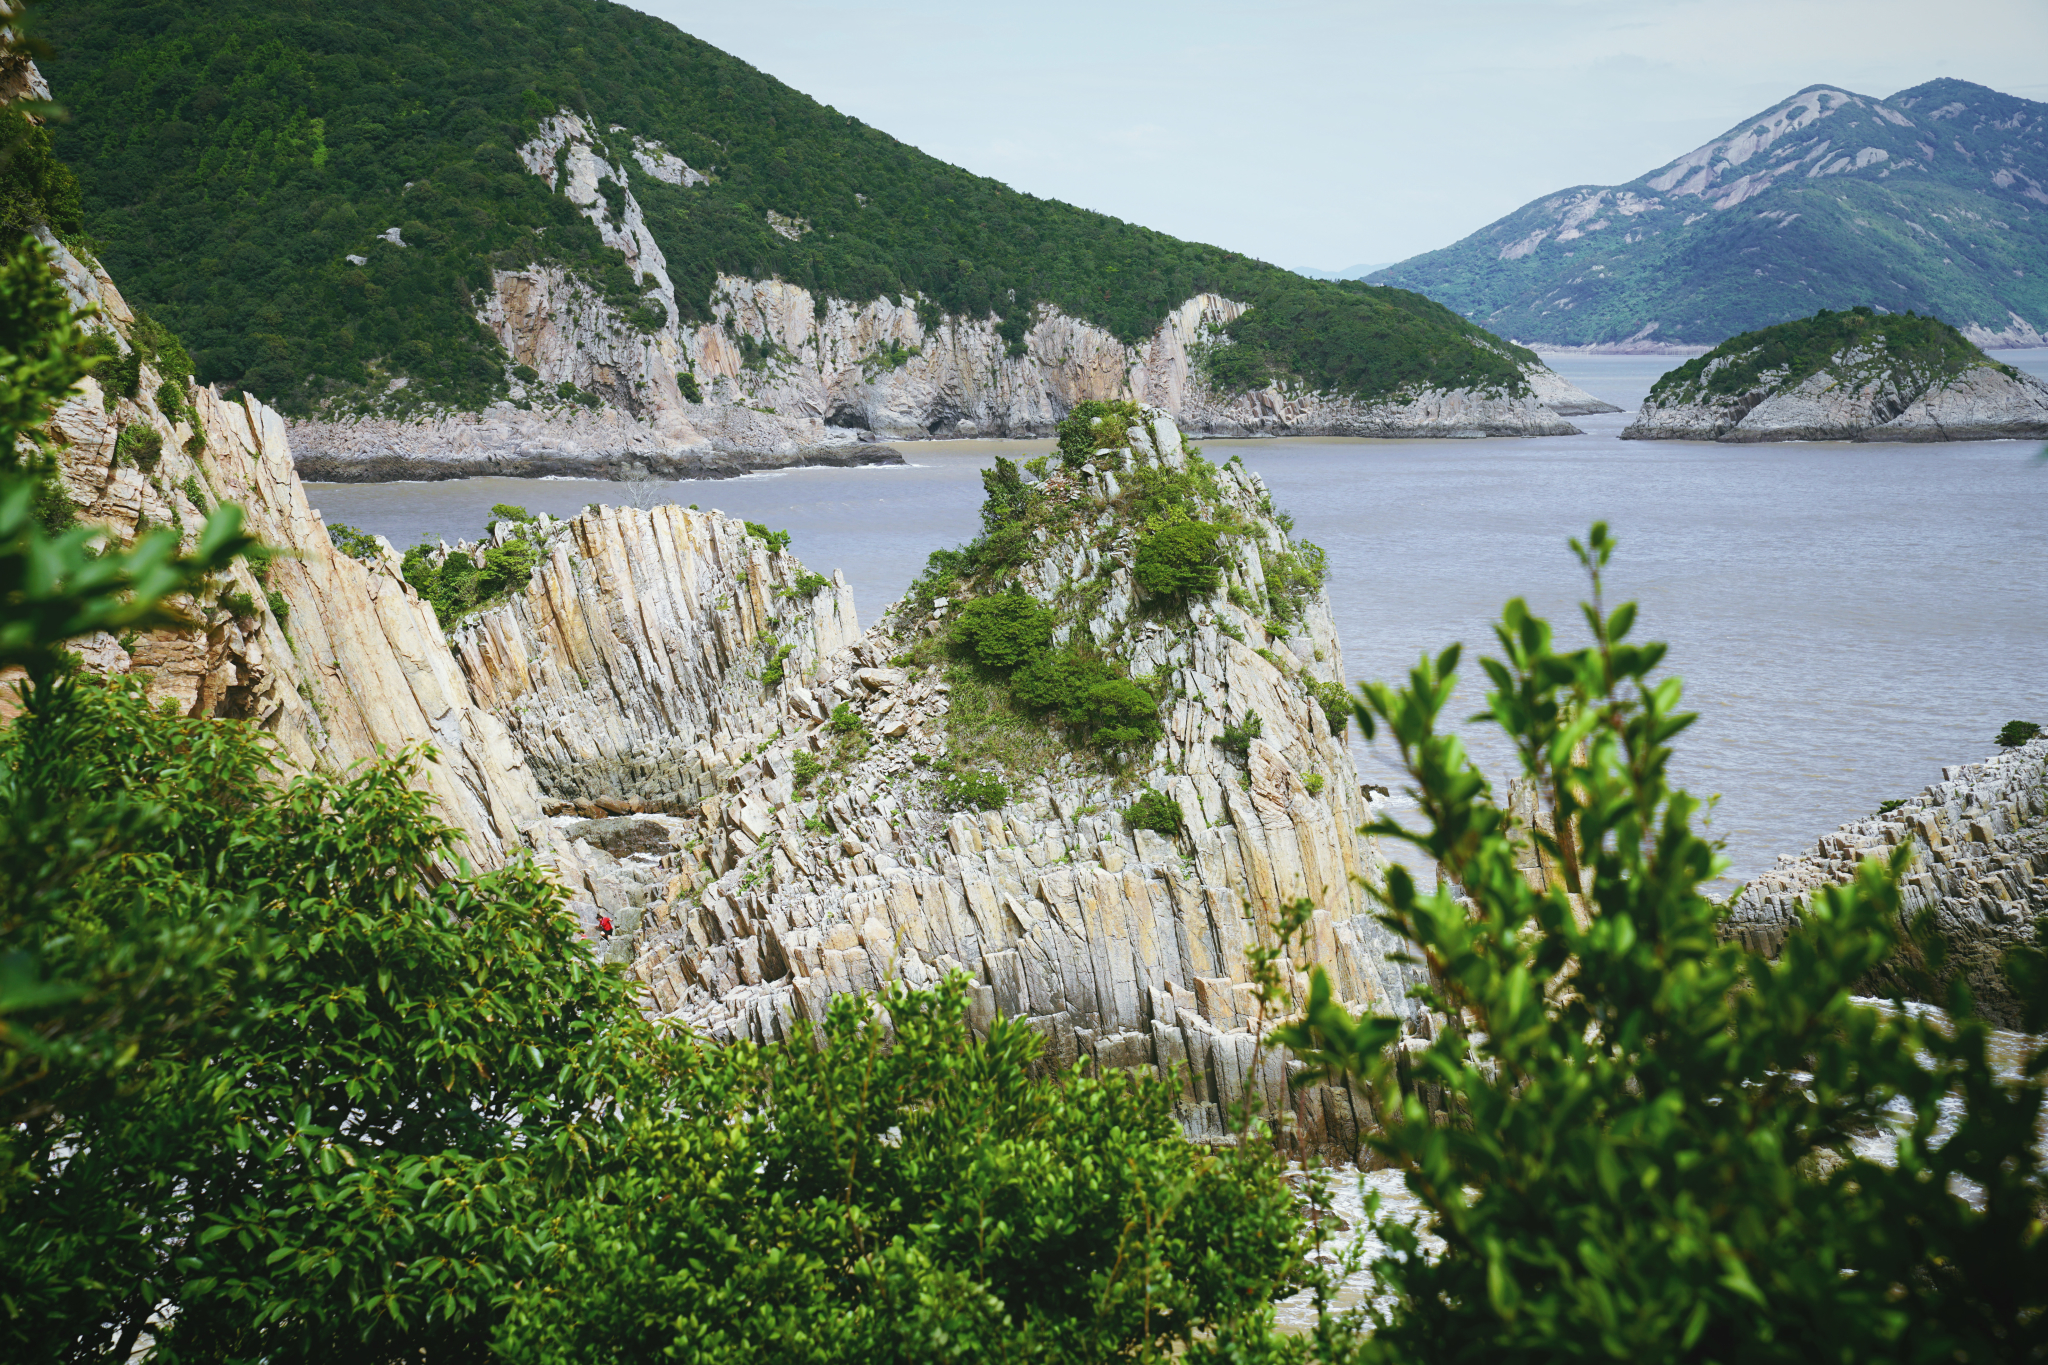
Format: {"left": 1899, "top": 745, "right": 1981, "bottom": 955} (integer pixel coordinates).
{"left": 37, "top": 0, "right": 1533, "bottom": 420}
{"left": 1369, "top": 79, "right": 2048, "bottom": 348}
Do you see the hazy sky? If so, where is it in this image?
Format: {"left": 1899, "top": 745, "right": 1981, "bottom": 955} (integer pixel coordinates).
{"left": 627, "top": 0, "right": 2047, "bottom": 270}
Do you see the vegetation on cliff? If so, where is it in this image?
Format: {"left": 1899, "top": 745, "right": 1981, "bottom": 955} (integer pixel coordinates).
{"left": 1371, "top": 80, "right": 2048, "bottom": 347}
{"left": 901, "top": 402, "right": 1334, "bottom": 780}
{"left": 1277, "top": 527, "right": 2047, "bottom": 1361}
{"left": 1646, "top": 306, "right": 2016, "bottom": 406}
{"left": 38, "top": 0, "right": 1531, "bottom": 417}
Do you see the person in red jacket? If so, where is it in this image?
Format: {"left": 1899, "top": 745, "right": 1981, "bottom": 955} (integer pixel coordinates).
{"left": 597, "top": 915, "right": 613, "bottom": 943}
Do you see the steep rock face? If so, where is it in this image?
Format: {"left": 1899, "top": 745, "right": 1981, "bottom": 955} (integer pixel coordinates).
{"left": 1722, "top": 738, "right": 2048, "bottom": 1029}
{"left": 1622, "top": 335, "right": 2048, "bottom": 442}
{"left": 449, "top": 409, "right": 1425, "bottom": 1155}
{"left": 20, "top": 233, "right": 562, "bottom": 873}
{"left": 448, "top": 505, "right": 861, "bottom": 811}
{"left": 278, "top": 108, "right": 1601, "bottom": 474}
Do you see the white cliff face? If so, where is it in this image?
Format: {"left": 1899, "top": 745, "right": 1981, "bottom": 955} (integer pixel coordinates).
{"left": 444, "top": 409, "right": 1422, "bottom": 1157}
{"left": 1623, "top": 341, "right": 2048, "bottom": 442}
{"left": 448, "top": 504, "right": 861, "bottom": 811}
{"left": 283, "top": 107, "right": 1593, "bottom": 474}
{"left": 1722, "top": 738, "right": 2047, "bottom": 1030}
{"left": 20, "top": 232, "right": 563, "bottom": 875}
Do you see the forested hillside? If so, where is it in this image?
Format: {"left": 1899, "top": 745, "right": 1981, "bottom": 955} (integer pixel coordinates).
{"left": 38, "top": 0, "right": 1531, "bottom": 417}
{"left": 1371, "top": 79, "right": 2048, "bottom": 348}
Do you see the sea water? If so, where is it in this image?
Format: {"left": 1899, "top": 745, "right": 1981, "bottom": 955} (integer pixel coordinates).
{"left": 306, "top": 350, "right": 2048, "bottom": 892}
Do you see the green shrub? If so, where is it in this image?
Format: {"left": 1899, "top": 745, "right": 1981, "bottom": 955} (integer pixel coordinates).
{"left": 219, "top": 590, "right": 257, "bottom": 620}
{"left": 178, "top": 474, "right": 207, "bottom": 510}
{"left": 1306, "top": 676, "right": 1352, "bottom": 737}
{"left": 1276, "top": 523, "right": 2048, "bottom": 1363}
{"left": 489, "top": 502, "right": 537, "bottom": 525}
{"left": 1124, "top": 786, "right": 1183, "bottom": 835}
{"left": 1877, "top": 797, "right": 1907, "bottom": 814}
{"left": 759, "top": 639, "right": 795, "bottom": 689}
{"left": 111, "top": 423, "right": 162, "bottom": 470}
{"left": 744, "top": 520, "right": 792, "bottom": 554}
{"left": 401, "top": 530, "right": 541, "bottom": 628}
{"left": 325, "top": 522, "right": 382, "bottom": 560}
{"left": 791, "top": 749, "right": 822, "bottom": 792}
{"left": 675, "top": 370, "right": 703, "bottom": 403}
{"left": 978, "top": 455, "right": 1036, "bottom": 532}
{"left": 1261, "top": 541, "right": 1327, "bottom": 624}
{"left": 1996, "top": 719, "right": 2041, "bottom": 749}
{"left": 1011, "top": 650, "right": 1162, "bottom": 752}
{"left": 264, "top": 589, "right": 290, "bottom": 627}
{"left": 1134, "top": 521, "right": 1225, "bottom": 600}
{"left": 511, "top": 363, "right": 540, "bottom": 384}
{"left": 1214, "top": 709, "right": 1263, "bottom": 761}
{"left": 1055, "top": 398, "right": 1145, "bottom": 469}
{"left": 1301, "top": 772, "right": 1324, "bottom": 796}
{"left": 938, "top": 767, "right": 1009, "bottom": 811}
{"left": 954, "top": 592, "right": 1056, "bottom": 671}
{"left": 828, "top": 701, "right": 863, "bottom": 735}
{"left": 779, "top": 569, "right": 830, "bottom": 599}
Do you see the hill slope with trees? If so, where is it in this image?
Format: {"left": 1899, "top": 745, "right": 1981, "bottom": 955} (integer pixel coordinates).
{"left": 38, "top": 0, "right": 1533, "bottom": 418}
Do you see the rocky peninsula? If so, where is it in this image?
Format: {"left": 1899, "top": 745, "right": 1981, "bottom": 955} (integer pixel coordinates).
{"left": 441, "top": 406, "right": 1425, "bottom": 1158}
{"left": 1722, "top": 735, "right": 2047, "bottom": 1029}
{"left": 1622, "top": 307, "right": 2048, "bottom": 442}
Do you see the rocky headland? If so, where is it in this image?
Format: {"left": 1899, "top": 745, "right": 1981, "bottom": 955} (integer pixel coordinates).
{"left": 432, "top": 406, "right": 1428, "bottom": 1157}
{"left": 1622, "top": 308, "right": 2048, "bottom": 442}
{"left": 1722, "top": 737, "right": 2047, "bottom": 1029}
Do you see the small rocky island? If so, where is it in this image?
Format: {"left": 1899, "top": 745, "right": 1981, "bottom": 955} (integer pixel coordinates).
{"left": 1622, "top": 307, "right": 2048, "bottom": 442}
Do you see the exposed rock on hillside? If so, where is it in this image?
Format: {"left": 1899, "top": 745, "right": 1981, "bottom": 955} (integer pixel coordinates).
{"left": 451, "top": 405, "right": 1424, "bottom": 1156}
{"left": 277, "top": 107, "right": 1599, "bottom": 472}
{"left": 1621, "top": 309, "right": 2048, "bottom": 441}
{"left": 20, "top": 231, "right": 562, "bottom": 874}
{"left": 1722, "top": 738, "right": 2047, "bottom": 1030}
{"left": 448, "top": 505, "right": 860, "bottom": 810}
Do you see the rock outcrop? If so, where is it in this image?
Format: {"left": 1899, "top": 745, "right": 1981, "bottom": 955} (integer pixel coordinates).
{"left": 1622, "top": 315, "right": 2048, "bottom": 442}
{"left": 445, "top": 406, "right": 1426, "bottom": 1157}
{"left": 289, "top": 404, "right": 905, "bottom": 483}
{"left": 1722, "top": 738, "right": 2048, "bottom": 1029}
{"left": 280, "top": 108, "right": 1601, "bottom": 476}
{"left": 19, "top": 230, "right": 568, "bottom": 875}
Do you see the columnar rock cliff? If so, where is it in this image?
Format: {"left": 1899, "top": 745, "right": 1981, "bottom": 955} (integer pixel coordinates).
{"left": 20, "top": 230, "right": 563, "bottom": 873}
{"left": 444, "top": 407, "right": 1424, "bottom": 1156}
{"left": 1722, "top": 737, "right": 2047, "bottom": 1029}
{"left": 448, "top": 505, "right": 861, "bottom": 811}
{"left": 283, "top": 108, "right": 1606, "bottom": 477}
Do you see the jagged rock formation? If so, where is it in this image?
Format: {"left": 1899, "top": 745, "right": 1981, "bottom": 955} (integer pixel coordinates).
{"left": 445, "top": 406, "right": 1425, "bottom": 1156}
{"left": 1722, "top": 738, "right": 2048, "bottom": 1029}
{"left": 13, "top": 230, "right": 573, "bottom": 877}
{"left": 1621, "top": 311, "right": 2048, "bottom": 442}
{"left": 447, "top": 505, "right": 861, "bottom": 811}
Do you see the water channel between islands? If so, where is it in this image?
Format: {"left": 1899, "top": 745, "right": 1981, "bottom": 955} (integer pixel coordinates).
{"left": 308, "top": 350, "right": 2048, "bottom": 897}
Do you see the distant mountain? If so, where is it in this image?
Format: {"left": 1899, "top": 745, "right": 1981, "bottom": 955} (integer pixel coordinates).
{"left": 1293, "top": 262, "right": 1396, "bottom": 281}
{"left": 1370, "top": 80, "right": 2048, "bottom": 349}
